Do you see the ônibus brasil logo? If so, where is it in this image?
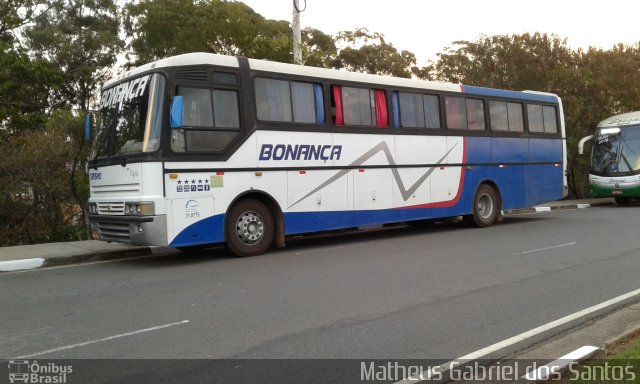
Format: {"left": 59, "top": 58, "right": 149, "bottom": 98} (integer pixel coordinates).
{"left": 7, "top": 360, "right": 73, "bottom": 384}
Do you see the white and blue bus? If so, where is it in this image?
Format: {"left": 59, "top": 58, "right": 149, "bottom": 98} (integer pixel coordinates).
{"left": 88, "top": 53, "right": 567, "bottom": 256}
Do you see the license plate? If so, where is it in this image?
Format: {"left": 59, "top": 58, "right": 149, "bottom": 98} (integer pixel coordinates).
{"left": 612, "top": 190, "right": 623, "bottom": 195}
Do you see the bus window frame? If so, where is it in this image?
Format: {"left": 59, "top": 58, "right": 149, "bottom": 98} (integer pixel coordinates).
{"left": 170, "top": 79, "right": 243, "bottom": 155}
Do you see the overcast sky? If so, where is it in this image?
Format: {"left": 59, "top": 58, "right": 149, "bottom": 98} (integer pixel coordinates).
{"left": 240, "top": 0, "right": 639, "bottom": 65}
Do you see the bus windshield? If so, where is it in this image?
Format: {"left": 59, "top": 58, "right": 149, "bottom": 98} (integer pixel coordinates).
{"left": 592, "top": 126, "right": 640, "bottom": 175}
{"left": 92, "top": 73, "right": 165, "bottom": 158}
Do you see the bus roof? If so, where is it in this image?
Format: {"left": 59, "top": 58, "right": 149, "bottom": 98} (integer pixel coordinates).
{"left": 597, "top": 111, "right": 640, "bottom": 128}
{"left": 103, "top": 52, "right": 559, "bottom": 103}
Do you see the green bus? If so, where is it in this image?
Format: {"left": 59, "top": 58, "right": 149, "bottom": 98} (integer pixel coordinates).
{"left": 579, "top": 111, "right": 640, "bottom": 205}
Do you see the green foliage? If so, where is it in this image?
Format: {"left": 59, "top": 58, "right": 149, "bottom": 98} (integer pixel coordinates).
{"left": 124, "top": 0, "right": 293, "bottom": 65}
{"left": 0, "top": 110, "right": 87, "bottom": 245}
{"left": 301, "top": 27, "right": 336, "bottom": 68}
{"left": 0, "top": 43, "right": 61, "bottom": 138}
{"left": 333, "top": 28, "right": 416, "bottom": 78}
{"left": 24, "top": 0, "right": 122, "bottom": 111}
{"left": 0, "top": 0, "right": 50, "bottom": 43}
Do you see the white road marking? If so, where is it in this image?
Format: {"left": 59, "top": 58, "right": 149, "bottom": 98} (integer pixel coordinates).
{"left": 534, "top": 207, "right": 552, "bottom": 212}
{"left": 14, "top": 320, "right": 190, "bottom": 359}
{"left": 512, "top": 242, "right": 576, "bottom": 256}
{"left": 0, "top": 258, "right": 44, "bottom": 272}
{"left": 394, "top": 287, "right": 640, "bottom": 383}
{"left": 522, "top": 345, "right": 600, "bottom": 381}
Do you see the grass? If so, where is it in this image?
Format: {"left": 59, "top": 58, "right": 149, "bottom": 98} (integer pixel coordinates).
{"left": 558, "top": 333, "right": 640, "bottom": 383}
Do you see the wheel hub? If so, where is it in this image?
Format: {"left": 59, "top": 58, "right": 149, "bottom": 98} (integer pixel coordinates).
{"left": 236, "top": 211, "right": 264, "bottom": 245}
{"left": 477, "top": 193, "right": 494, "bottom": 219}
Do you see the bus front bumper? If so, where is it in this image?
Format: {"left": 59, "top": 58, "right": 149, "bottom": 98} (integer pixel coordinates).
{"left": 89, "top": 214, "right": 168, "bottom": 246}
{"left": 590, "top": 175, "right": 640, "bottom": 198}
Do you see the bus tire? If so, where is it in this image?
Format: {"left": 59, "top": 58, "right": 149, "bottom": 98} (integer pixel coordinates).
{"left": 225, "top": 199, "right": 274, "bottom": 257}
{"left": 614, "top": 197, "right": 631, "bottom": 206}
{"left": 463, "top": 184, "right": 499, "bottom": 228}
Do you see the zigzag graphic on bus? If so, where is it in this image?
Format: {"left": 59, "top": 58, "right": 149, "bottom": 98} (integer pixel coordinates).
{"left": 288, "top": 141, "right": 459, "bottom": 209}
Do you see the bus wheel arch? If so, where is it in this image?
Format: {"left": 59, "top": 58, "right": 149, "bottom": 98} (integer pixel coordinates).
{"left": 464, "top": 181, "right": 502, "bottom": 227}
{"left": 224, "top": 191, "right": 284, "bottom": 256}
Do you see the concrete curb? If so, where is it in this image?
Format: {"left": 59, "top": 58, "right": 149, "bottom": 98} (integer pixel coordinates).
{"left": 505, "top": 199, "right": 614, "bottom": 215}
{"left": 523, "top": 324, "right": 640, "bottom": 382}
{"left": 41, "top": 247, "right": 154, "bottom": 267}
{"left": 0, "top": 246, "right": 177, "bottom": 273}
{"left": 522, "top": 346, "right": 601, "bottom": 381}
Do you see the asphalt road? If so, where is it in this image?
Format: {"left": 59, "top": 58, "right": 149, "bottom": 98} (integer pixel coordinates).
{"left": 2, "top": 207, "right": 640, "bottom": 383}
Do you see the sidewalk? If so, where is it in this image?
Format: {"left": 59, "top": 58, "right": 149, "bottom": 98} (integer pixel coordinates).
{"left": 0, "top": 198, "right": 615, "bottom": 273}
{"left": 0, "top": 241, "right": 177, "bottom": 272}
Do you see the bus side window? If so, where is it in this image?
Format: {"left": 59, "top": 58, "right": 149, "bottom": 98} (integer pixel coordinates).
{"left": 507, "top": 102, "right": 524, "bottom": 132}
{"left": 466, "top": 98, "right": 485, "bottom": 130}
{"left": 255, "top": 78, "right": 323, "bottom": 125}
{"left": 255, "top": 78, "right": 292, "bottom": 122}
{"left": 172, "top": 86, "right": 240, "bottom": 153}
{"left": 490, "top": 101, "right": 509, "bottom": 131}
{"left": 423, "top": 95, "right": 441, "bottom": 128}
{"left": 445, "top": 97, "right": 467, "bottom": 129}
{"left": 527, "top": 104, "right": 544, "bottom": 133}
{"left": 491, "top": 101, "right": 524, "bottom": 132}
{"left": 180, "top": 87, "right": 213, "bottom": 128}
{"left": 542, "top": 106, "right": 558, "bottom": 133}
{"left": 395, "top": 92, "right": 440, "bottom": 129}
{"left": 337, "top": 86, "right": 386, "bottom": 127}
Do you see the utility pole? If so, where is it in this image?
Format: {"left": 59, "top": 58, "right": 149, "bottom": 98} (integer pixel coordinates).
{"left": 292, "top": 0, "right": 304, "bottom": 65}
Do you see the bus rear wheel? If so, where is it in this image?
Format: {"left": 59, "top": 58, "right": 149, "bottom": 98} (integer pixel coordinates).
{"left": 464, "top": 184, "right": 499, "bottom": 228}
{"left": 615, "top": 197, "right": 631, "bottom": 206}
{"left": 225, "top": 199, "right": 274, "bottom": 257}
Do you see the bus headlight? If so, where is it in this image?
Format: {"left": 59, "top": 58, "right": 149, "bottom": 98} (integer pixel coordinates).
{"left": 125, "top": 202, "right": 155, "bottom": 216}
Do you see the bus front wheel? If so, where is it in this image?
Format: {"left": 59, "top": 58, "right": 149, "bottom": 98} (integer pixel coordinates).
{"left": 464, "top": 184, "right": 499, "bottom": 228}
{"left": 225, "top": 199, "right": 274, "bottom": 257}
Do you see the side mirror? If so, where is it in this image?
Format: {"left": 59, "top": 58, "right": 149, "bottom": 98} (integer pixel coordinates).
{"left": 170, "top": 96, "right": 183, "bottom": 129}
{"left": 578, "top": 135, "right": 593, "bottom": 155}
{"left": 84, "top": 113, "right": 91, "bottom": 142}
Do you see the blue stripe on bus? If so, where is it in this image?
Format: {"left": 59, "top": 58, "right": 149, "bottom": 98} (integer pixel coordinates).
{"left": 463, "top": 85, "right": 558, "bottom": 104}
{"left": 170, "top": 214, "right": 225, "bottom": 247}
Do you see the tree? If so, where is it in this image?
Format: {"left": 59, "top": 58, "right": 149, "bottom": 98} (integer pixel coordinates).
{"left": 0, "top": 44, "right": 60, "bottom": 139}
{"left": 333, "top": 28, "right": 415, "bottom": 78}
{"left": 124, "top": 0, "right": 292, "bottom": 65}
{"left": 0, "top": 0, "right": 51, "bottom": 44}
{"left": 24, "top": 0, "right": 123, "bottom": 112}
{"left": 0, "top": 111, "right": 85, "bottom": 245}
{"left": 22, "top": 0, "right": 122, "bottom": 225}
{"left": 301, "top": 27, "right": 336, "bottom": 68}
